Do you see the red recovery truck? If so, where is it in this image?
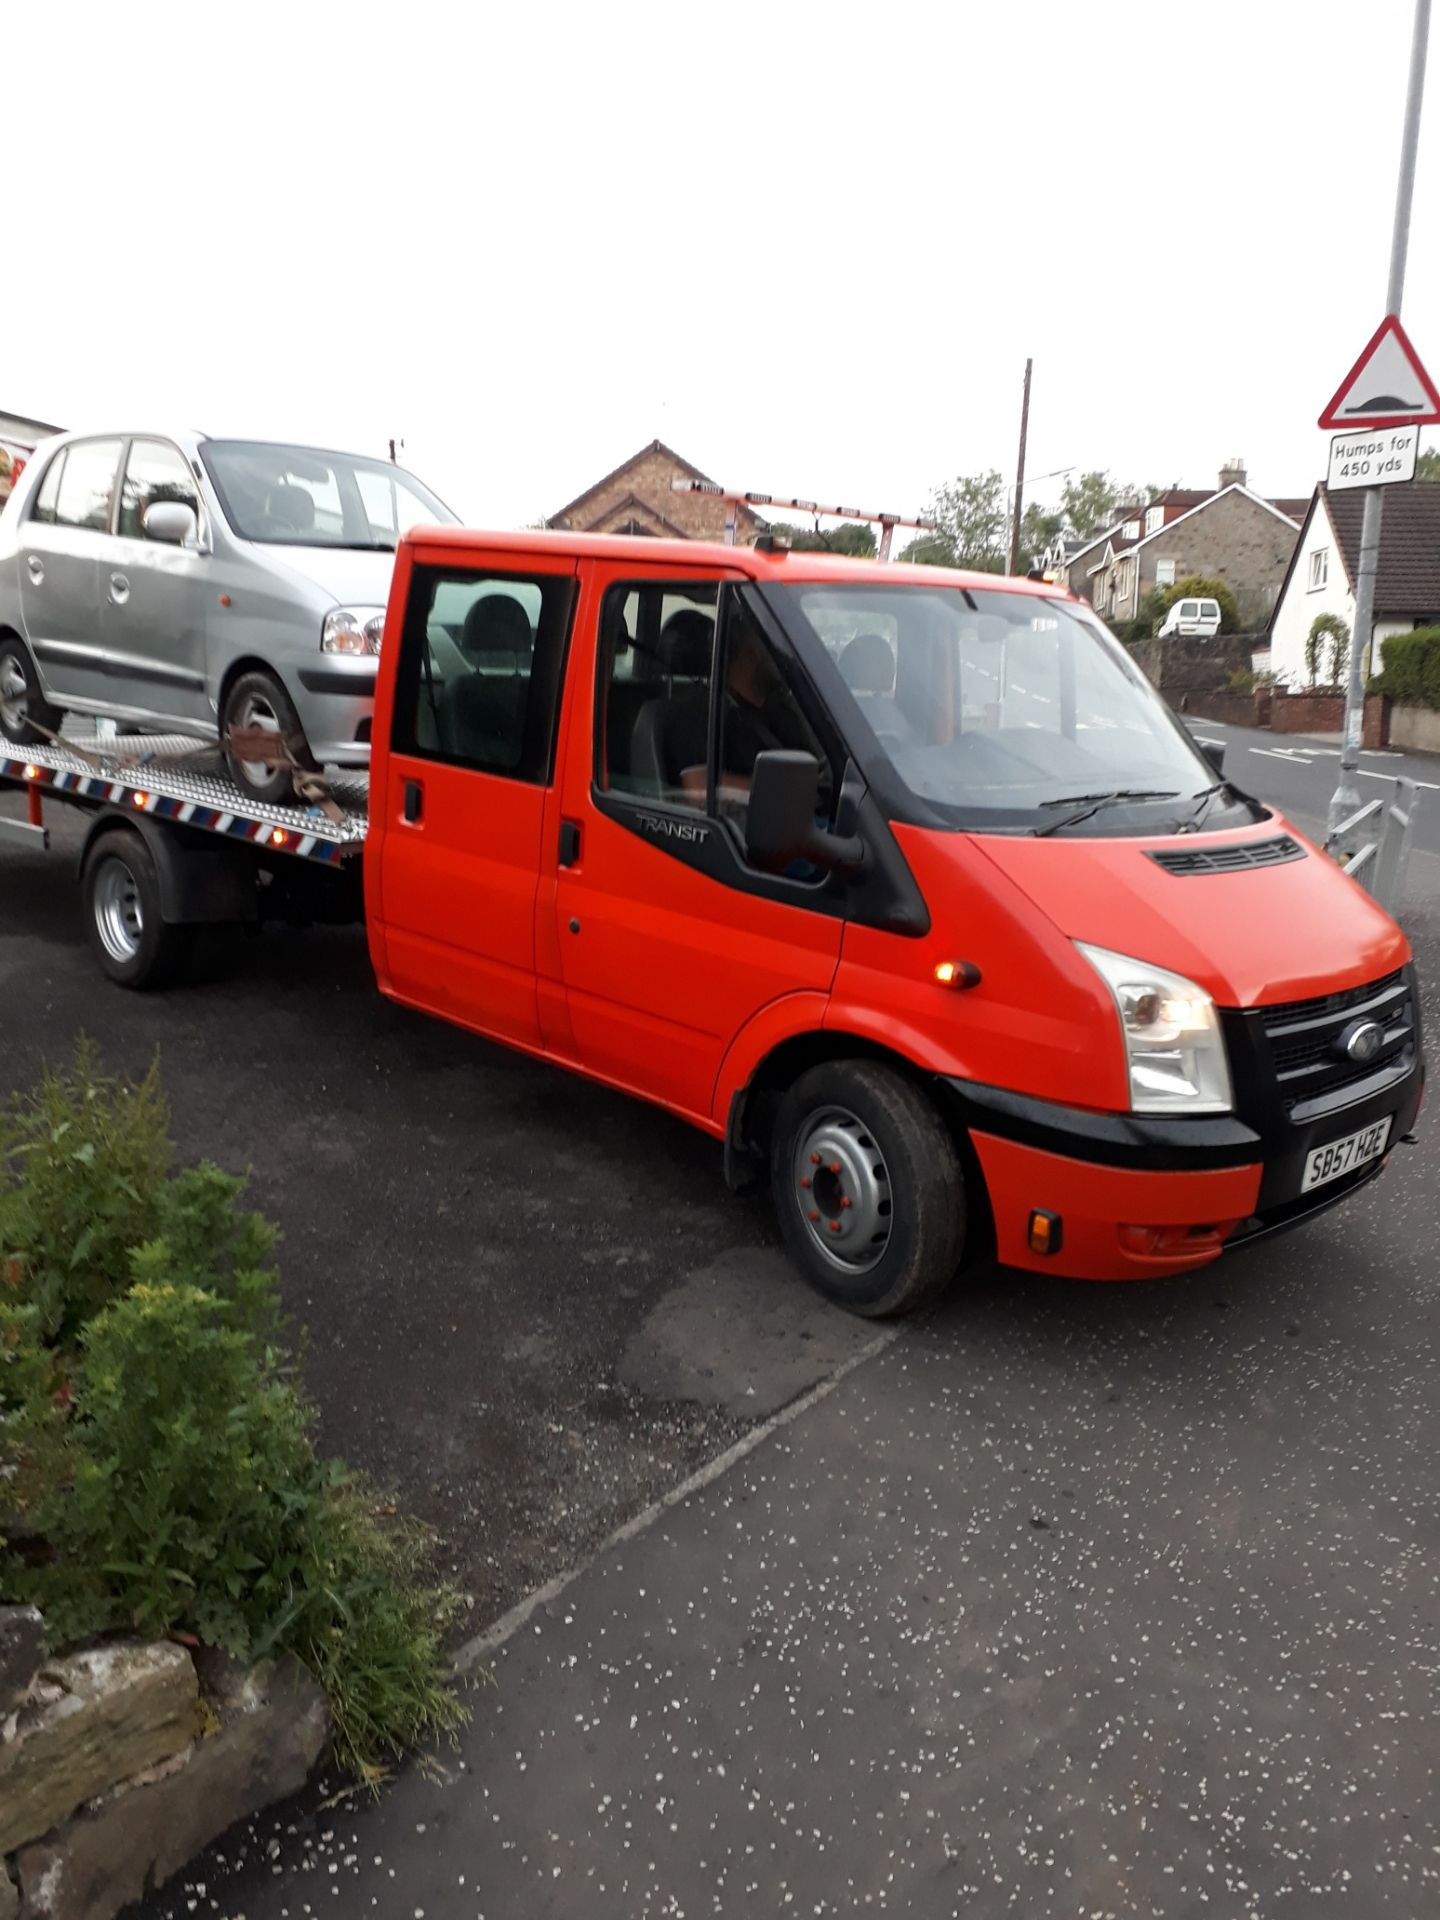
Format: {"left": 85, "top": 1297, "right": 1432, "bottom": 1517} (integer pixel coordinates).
{"left": 0, "top": 531, "right": 1424, "bottom": 1315}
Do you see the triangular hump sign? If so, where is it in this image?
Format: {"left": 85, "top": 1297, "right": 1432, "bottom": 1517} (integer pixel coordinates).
{"left": 1319, "top": 315, "right": 1440, "bottom": 430}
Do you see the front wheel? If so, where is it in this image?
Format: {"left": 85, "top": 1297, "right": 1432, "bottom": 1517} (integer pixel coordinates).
{"left": 0, "top": 634, "right": 62, "bottom": 746}
{"left": 770, "top": 1060, "right": 966, "bottom": 1317}
{"left": 220, "top": 669, "right": 316, "bottom": 806}
{"left": 81, "top": 830, "right": 194, "bottom": 989}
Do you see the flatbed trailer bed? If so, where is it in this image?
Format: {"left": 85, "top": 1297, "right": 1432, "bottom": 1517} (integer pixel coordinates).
{"left": 0, "top": 730, "right": 367, "bottom": 984}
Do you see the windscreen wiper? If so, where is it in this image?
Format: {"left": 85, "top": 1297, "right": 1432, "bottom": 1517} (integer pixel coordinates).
{"left": 1175, "top": 782, "right": 1228, "bottom": 832}
{"left": 1032, "top": 789, "right": 1180, "bottom": 837}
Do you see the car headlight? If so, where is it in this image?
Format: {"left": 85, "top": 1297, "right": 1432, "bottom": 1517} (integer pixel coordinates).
{"left": 1076, "top": 943, "right": 1233, "bottom": 1114}
{"left": 321, "top": 606, "right": 387, "bottom": 656}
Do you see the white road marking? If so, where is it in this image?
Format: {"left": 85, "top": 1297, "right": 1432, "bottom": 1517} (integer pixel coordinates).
{"left": 1357, "top": 768, "right": 1440, "bottom": 790}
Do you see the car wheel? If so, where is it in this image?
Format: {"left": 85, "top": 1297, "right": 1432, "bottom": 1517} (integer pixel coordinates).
{"left": 771, "top": 1059, "right": 966, "bottom": 1317}
{"left": 0, "top": 634, "right": 62, "bottom": 746}
{"left": 221, "top": 669, "right": 317, "bottom": 806}
{"left": 81, "top": 830, "right": 194, "bottom": 990}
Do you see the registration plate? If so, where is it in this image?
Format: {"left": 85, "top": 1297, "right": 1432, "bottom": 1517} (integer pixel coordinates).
{"left": 1301, "top": 1116, "right": 1393, "bottom": 1193}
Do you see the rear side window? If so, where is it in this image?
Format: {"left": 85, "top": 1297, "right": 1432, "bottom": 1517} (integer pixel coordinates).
{"left": 30, "top": 452, "right": 66, "bottom": 525}
{"left": 119, "top": 439, "right": 199, "bottom": 538}
{"left": 53, "top": 439, "right": 122, "bottom": 533}
{"left": 1180, "top": 600, "right": 1199, "bottom": 618}
{"left": 392, "top": 564, "right": 576, "bottom": 782}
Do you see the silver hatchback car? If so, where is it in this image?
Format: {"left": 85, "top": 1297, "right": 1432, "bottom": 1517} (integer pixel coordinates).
{"left": 0, "top": 431, "right": 457, "bottom": 802}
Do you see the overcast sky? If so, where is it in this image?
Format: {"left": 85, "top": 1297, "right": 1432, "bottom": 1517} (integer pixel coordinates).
{"left": 8, "top": 1, "right": 1438, "bottom": 529}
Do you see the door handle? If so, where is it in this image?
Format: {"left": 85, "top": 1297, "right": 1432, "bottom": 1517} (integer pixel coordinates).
{"left": 402, "top": 778, "right": 424, "bottom": 824}
{"left": 558, "top": 818, "right": 582, "bottom": 867}
{"left": 109, "top": 572, "right": 130, "bottom": 605}
{"left": 26, "top": 554, "right": 43, "bottom": 582}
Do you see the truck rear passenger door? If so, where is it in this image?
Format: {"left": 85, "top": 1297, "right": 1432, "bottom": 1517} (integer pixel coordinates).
{"left": 374, "top": 549, "right": 578, "bottom": 1051}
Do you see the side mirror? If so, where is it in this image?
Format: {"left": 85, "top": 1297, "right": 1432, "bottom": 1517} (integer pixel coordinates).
{"left": 745, "top": 751, "right": 867, "bottom": 877}
{"left": 1201, "top": 740, "right": 1226, "bottom": 777}
{"left": 144, "top": 501, "right": 200, "bottom": 548}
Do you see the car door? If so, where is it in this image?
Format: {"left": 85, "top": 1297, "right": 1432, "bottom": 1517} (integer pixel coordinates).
{"left": 551, "top": 562, "right": 844, "bottom": 1123}
{"left": 16, "top": 438, "right": 122, "bottom": 704}
{"left": 374, "top": 544, "right": 579, "bottom": 1053}
{"left": 100, "top": 437, "right": 212, "bottom": 723}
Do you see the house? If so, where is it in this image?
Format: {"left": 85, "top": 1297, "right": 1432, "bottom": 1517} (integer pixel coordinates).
{"left": 0, "top": 409, "right": 63, "bottom": 506}
{"left": 548, "top": 439, "right": 767, "bottom": 545}
{"left": 1267, "top": 481, "right": 1440, "bottom": 687}
{"left": 1064, "top": 461, "right": 1305, "bottom": 628}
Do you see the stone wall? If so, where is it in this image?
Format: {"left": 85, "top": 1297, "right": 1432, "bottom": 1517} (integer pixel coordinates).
{"left": 1128, "top": 632, "right": 1261, "bottom": 699}
{"left": 0, "top": 1607, "right": 327, "bottom": 1920}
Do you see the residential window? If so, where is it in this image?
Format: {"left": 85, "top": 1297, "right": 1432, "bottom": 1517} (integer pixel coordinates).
{"left": 392, "top": 565, "right": 576, "bottom": 782}
{"left": 1145, "top": 506, "right": 1163, "bottom": 535}
{"left": 1308, "top": 549, "right": 1328, "bottom": 590}
{"left": 1155, "top": 559, "right": 1177, "bottom": 588}
{"left": 1122, "top": 519, "right": 1140, "bottom": 541}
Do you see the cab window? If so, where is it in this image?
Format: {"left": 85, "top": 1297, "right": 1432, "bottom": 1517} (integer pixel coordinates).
{"left": 596, "top": 580, "right": 832, "bottom": 837}
{"left": 52, "top": 439, "right": 122, "bottom": 533}
{"left": 119, "top": 439, "right": 199, "bottom": 539}
{"left": 393, "top": 565, "right": 576, "bottom": 781}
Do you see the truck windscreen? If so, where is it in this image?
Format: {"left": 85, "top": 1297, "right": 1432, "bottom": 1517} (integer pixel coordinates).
{"left": 765, "top": 582, "right": 1249, "bottom": 834}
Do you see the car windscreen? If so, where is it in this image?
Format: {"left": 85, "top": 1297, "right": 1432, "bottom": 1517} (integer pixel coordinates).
{"left": 765, "top": 581, "right": 1239, "bottom": 834}
{"left": 200, "top": 441, "right": 455, "bottom": 550}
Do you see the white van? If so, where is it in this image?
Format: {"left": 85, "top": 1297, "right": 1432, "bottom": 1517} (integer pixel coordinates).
{"left": 1158, "top": 596, "right": 1222, "bottom": 638}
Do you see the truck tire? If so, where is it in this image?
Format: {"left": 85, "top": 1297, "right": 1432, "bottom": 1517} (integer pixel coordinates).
{"left": 81, "top": 829, "right": 194, "bottom": 990}
{"left": 221, "top": 669, "right": 316, "bottom": 806}
{"left": 771, "top": 1059, "right": 966, "bottom": 1317}
{"left": 0, "top": 634, "right": 62, "bottom": 746}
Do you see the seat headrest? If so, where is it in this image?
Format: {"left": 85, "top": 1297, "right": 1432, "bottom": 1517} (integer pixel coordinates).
{"left": 659, "top": 608, "right": 714, "bottom": 678}
{"left": 839, "top": 631, "right": 895, "bottom": 695}
{"left": 462, "top": 593, "right": 533, "bottom": 658}
{"left": 266, "top": 484, "right": 315, "bottom": 532}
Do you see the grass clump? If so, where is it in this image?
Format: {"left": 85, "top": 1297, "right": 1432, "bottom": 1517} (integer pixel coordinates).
{"left": 0, "top": 1044, "right": 468, "bottom": 1782}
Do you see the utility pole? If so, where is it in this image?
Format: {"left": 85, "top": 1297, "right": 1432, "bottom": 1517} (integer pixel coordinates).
{"left": 1330, "top": 0, "right": 1431, "bottom": 840}
{"left": 1008, "top": 358, "right": 1033, "bottom": 576}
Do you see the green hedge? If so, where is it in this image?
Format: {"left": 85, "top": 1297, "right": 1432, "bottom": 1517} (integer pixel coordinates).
{"left": 1375, "top": 626, "right": 1440, "bottom": 709}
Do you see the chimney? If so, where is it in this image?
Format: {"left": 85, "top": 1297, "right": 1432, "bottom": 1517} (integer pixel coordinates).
{"left": 1219, "top": 457, "right": 1247, "bottom": 491}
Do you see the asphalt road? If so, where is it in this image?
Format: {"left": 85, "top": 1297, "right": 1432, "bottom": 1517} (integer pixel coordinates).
{"left": 4, "top": 749, "right": 1437, "bottom": 1917}
{"left": 1187, "top": 716, "right": 1440, "bottom": 870}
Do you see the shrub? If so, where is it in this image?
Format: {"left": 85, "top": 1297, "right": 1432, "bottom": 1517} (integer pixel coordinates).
{"left": 1372, "top": 625, "right": 1440, "bottom": 709}
{"left": 1154, "top": 575, "right": 1241, "bottom": 634}
{"left": 1, "top": 1046, "right": 469, "bottom": 1783}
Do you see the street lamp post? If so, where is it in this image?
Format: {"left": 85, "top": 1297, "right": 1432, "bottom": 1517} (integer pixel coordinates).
{"left": 1329, "top": 0, "right": 1431, "bottom": 840}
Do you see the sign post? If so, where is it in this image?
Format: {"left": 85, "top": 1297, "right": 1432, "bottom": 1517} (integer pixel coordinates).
{"left": 1324, "top": 0, "right": 1433, "bottom": 853}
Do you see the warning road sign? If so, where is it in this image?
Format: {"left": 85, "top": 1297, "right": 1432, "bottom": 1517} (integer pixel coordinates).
{"left": 1319, "top": 314, "right": 1440, "bottom": 431}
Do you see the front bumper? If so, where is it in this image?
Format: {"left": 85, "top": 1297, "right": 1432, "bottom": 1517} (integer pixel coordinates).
{"left": 945, "top": 1042, "right": 1424, "bottom": 1281}
{"left": 293, "top": 662, "right": 377, "bottom": 767}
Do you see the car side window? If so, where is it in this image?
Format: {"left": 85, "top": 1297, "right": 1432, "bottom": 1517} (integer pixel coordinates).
{"left": 716, "top": 593, "right": 831, "bottom": 837}
{"left": 119, "top": 440, "right": 199, "bottom": 539}
{"left": 596, "top": 581, "right": 719, "bottom": 810}
{"left": 30, "top": 452, "right": 66, "bottom": 525}
{"left": 392, "top": 565, "right": 576, "bottom": 782}
{"left": 52, "top": 439, "right": 122, "bottom": 534}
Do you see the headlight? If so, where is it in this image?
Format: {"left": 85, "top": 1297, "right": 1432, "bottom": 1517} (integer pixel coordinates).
{"left": 1076, "top": 943, "right": 1232, "bottom": 1114}
{"left": 321, "top": 605, "right": 387, "bottom": 656}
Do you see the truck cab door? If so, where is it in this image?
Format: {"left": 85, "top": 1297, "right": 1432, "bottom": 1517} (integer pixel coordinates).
{"left": 552, "top": 564, "right": 844, "bottom": 1123}
{"left": 370, "top": 545, "right": 579, "bottom": 1052}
